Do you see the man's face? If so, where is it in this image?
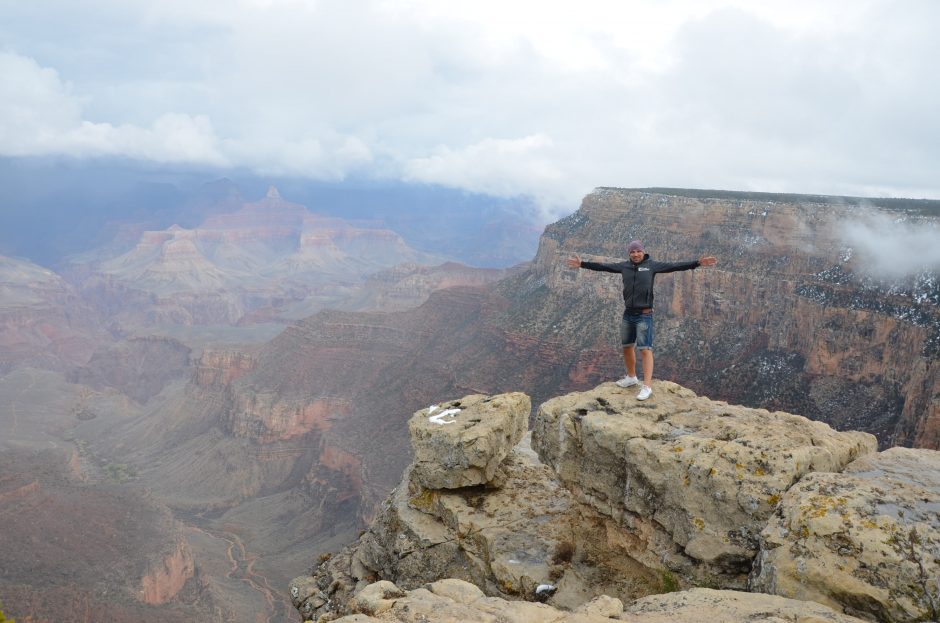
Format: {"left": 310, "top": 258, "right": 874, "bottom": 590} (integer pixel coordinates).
{"left": 629, "top": 249, "right": 644, "bottom": 263}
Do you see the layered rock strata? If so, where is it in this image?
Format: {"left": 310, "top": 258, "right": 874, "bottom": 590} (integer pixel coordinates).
{"left": 68, "top": 187, "right": 455, "bottom": 328}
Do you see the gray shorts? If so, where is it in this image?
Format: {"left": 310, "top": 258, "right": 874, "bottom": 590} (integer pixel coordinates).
{"left": 621, "top": 311, "right": 653, "bottom": 350}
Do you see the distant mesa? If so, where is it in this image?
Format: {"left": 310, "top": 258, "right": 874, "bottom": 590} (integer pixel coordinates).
{"left": 65, "top": 187, "right": 452, "bottom": 326}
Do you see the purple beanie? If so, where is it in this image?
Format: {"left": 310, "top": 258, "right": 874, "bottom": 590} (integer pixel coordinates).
{"left": 627, "top": 240, "right": 644, "bottom": 254}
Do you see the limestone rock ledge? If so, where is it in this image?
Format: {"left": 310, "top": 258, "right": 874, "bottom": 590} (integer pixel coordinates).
{"left": 533, "top": 381, "right": 877, "bottom": 588}
{"left": 291, "top": 383, "right": 940, "bottom": 623}
{"left": 409, "top": 392, "right": 530, "bottom": 489}
{"left": 327, "top": 579, "right": 867, "bottom": 623}
{"left": 751, "top": 446, "right": 940, "bottom": 622}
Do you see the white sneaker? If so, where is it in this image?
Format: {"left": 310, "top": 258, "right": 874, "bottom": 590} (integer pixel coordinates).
{"left": 615, "top": 375, "right": 639, "bottom": 388}
{"left": 636, "top": 385, "right": 653, "bottom": 401}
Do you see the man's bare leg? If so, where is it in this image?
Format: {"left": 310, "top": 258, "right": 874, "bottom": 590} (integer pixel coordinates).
{"left": 640, "top": 349, "right": 654, "bottom": 387}
{"left": 623, "top": 346, "right": 637, "bottom": 377}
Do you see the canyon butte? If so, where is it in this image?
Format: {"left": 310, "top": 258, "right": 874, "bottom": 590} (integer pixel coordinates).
{"left": 1, "top": 187, "right": 938, "bottom": 622}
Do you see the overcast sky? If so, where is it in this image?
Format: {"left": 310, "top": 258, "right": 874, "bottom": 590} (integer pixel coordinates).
{"left": 1, "top": 0, "right": 938, "bottom": 219}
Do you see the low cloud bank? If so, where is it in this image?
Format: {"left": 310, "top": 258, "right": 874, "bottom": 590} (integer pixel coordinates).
{"left": 839, "top": 210, "right": 940, "bottom": 278}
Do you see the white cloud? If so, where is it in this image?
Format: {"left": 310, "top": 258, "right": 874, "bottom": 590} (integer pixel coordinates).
{"left": 403, "top": 135, "right": 579, "bottom": 210}
{"left": 0, "top": 49, "right": 370, "bottom": 173}
{"left": 839, "top": 210, "right": 940, "bottom": 278}
{"left": 1, "top": 0, "right": 939, "bottom": 219}
{"left": 0, "top": 51, "right": 225, "bottom": 164}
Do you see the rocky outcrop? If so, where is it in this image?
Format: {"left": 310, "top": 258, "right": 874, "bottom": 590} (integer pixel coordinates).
{"left": 532, "top": 381, "right": 877, "bottom": 589}
{"left": 409, "top": 393, "right": 529, "bottom": 489}
{"left": 330, "top": 579, "right": 868, "bottom": 622}
{"left": 751, "top": 447, "right": 940, "bottom": 622}
{"left": 291, "top": 391, "right": 614, "bottom": 620}
{"left": 291, "top": 384, "right": 938, "bottom": 623}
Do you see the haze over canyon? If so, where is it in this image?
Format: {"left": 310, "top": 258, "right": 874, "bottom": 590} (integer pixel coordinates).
{"left": 1, "top": 180, "right": 937, "bottom": 622}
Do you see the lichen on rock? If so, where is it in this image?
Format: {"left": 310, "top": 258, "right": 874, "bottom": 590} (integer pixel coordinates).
{"left": 751, "top": 446, "right": 940, "bottom": 622}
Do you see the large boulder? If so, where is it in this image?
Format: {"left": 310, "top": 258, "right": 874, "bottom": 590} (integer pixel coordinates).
{"left": 532, "top": 381, "right": 877, "bottom": 588}
{"left": 409, "top": 393, "right": 530, "bottom": 490}
{"left": 751, "top": 446, "right": 940, "bottom": 622}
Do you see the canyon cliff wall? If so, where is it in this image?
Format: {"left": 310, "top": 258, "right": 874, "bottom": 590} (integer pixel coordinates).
{"left": 513, "top": 188, "right": 939, "bottom": 449}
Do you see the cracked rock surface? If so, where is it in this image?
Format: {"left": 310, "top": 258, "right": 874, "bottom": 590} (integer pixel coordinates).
{"left": 532, "top": 381, "right": 877, "bottom": 588}
{"left": 751, "top": 446, "right": 940, "bottom": 622}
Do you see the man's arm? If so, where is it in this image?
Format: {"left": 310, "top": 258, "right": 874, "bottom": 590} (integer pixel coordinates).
{"left": 566, "top": 254, "right": 625, "bottom": 273}
{"left": 653, "top": 256, "right": 718, "bottom": 273}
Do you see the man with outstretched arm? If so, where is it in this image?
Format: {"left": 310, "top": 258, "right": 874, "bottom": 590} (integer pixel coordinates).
{"left": 566, "top": 240, "right": 717, "bottom": 401}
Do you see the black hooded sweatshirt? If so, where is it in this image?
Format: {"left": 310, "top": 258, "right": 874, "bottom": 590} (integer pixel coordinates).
{"left": 580, "top": 253, "right": 700, "bottom": 312}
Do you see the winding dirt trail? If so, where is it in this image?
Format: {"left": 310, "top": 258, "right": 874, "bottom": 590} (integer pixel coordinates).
{"left": 186, "top": 523, "right": 295, "bottom": 623}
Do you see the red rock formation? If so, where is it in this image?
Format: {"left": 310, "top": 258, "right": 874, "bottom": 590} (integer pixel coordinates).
{"left": 193, "top": 349, "right": 257, "bottom": 388}
{"left": 224, "top": 393, "right": 351, "bottom": 442}
{"left": 139, "top": 538, "right": 196, "bottom": 605}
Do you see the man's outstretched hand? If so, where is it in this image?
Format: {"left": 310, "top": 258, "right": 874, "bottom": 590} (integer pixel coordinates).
{"left": 566, "top": 255, "right": 582, "bottom": 268}
{"left": 699, "top": 256, "right": 717, "bottom": 267}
